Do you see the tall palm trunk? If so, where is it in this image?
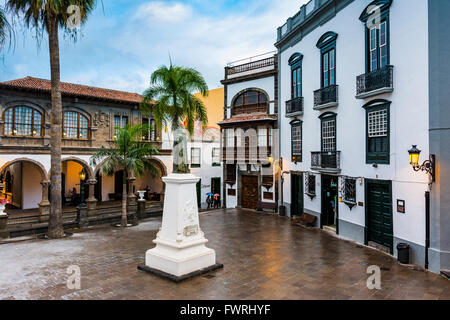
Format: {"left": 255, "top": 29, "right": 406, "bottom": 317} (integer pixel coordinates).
{"left": 47, "top": 15, "right": 64, "bottom": 239}
{"left": 121, "top": 170, "right": 127, "bottom": 227}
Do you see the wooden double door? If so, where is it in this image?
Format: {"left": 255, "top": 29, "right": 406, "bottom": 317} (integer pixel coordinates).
{"left": 241, "top": 175, "right": 258, "bottom": 210}
{"left": 366, "top": 180, "right": 393, "bottom": 253}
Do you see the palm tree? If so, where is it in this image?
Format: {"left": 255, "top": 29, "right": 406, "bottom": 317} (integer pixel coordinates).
{"left": 141, "top": 64, "right": 209, "bottom": 174}
{"left": 91, "top": 124, "right": 160, "bottom": 228}
{"left": 0, "top": 6, "right": 12, "bottom": 49}
{"left": 5, "top": 0, "right": 99, "bottom": 238}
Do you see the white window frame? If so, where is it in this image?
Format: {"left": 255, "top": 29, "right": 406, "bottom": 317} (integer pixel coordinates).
{"left": 191, "top": 148, "right": 201, "bottom": 167}
{"left": 368, "top": 109, "right": 388, "bottom": 138}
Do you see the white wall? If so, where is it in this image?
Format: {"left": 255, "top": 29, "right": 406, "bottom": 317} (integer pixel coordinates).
{"left": 279, "top": 0, "right": 429, "bottom": 246}
{"left": 22, "top": 162, "right": 42, "bottom": 210}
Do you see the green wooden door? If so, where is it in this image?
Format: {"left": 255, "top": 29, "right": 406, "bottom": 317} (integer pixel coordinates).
{"left": 196, "top": 179, "right": 201, "bottom": 208}
{"left": 367, "top": 181, "right": 393, "bottom": 253}
{"left": 291, "top": 173, "right": 304, "bottom": 216}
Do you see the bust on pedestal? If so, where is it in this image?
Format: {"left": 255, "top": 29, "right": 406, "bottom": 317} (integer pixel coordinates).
{"left": 139, "top": 173, "right": 222, "bottom": 281}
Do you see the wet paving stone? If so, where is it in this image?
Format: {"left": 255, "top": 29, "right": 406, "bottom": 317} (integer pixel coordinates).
{"left": 0, "top": 208, "right": 449, "bottom": 300}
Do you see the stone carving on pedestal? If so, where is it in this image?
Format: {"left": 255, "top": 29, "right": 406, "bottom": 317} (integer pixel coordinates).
{"left": 140, "top": 173, "right": 222, "bottom": 281}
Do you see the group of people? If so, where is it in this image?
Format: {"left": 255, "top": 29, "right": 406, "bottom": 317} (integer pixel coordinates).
{"left": 206, "top": 193, "right": 221, "bottom": 209}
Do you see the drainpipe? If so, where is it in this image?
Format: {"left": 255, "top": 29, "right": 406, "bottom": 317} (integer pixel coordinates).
{"left": 425, "top": 191, "right": 430, "bottom": 269}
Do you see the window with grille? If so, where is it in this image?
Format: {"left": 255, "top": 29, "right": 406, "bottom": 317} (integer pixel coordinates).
{"left": 212, "top": 148, "right": 220, "bottom": 166}
{"left": 191, "top": 148, "right": 201, "bottom": 168}
{"left": 3, "top": 106, "right": 43, "bottom": 137}
{"left": 63, "top": 111, "right": 89, "bottom": 139}
{"left": 307, "top": 174, "right": 316, "bottom": 195}
{"left": 343, "top": 178, "right": 356, "bottom": 203}
{"left": 321, "top": 119, "right": 336, "bottom": 152}
{"left": 291, "top": 121, "right": 302, "bottom": 162}
{"left": 365, "top": 103, "right": 390, "bottom": 164}
{"left": 368, "top": 109, "right": 388, "bottom": 138}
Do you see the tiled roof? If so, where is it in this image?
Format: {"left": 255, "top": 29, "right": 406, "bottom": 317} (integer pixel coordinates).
{"left": 218, "top": 113, "right": 277, "bottom": 125}
{"left": 0, "top": 76, "right": 143, "bottom": 104}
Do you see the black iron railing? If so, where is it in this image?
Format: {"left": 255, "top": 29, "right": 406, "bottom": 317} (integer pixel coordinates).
{"left": 227, "top": 57, "right": 276, "bottom": 76}
{"left": 311, "top": 151, "right": 341, "bottom": 170}
{"left": 356, "top": 65, "right": 394, "bottom": 95}
{"left": 314, "top": 85, "right": 338, "bottom": 107}
{"left": 286, "top": 97, "right": 304, "bottom": 115}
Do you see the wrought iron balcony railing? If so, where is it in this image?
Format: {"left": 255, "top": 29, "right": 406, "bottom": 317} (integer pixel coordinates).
{"left": 311, "top": 151, "right": 341, "bottom": 171}
{"left": 285, "top": 97, "right": 304, "bottom": 116}
{"left": 314, "top": 85, "right": 338, "bottom": 109}
{"left": 226, "top": 56, "right": 276, "bottom": 76}
{"left": 356, "top": 65, "right": 394, "bottom": 97}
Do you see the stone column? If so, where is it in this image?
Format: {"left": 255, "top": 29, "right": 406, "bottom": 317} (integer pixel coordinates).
{"left": 39, "top": 181, "right": 51, "bottom": 222}
{"left": 137, "top": 198, "right": 146, "bottom": 220}
{"left": 86, "top": 179, "right": 98, "bottom": 210}
{"left": 127, "top": 176, "right": 137, "bottom": 206}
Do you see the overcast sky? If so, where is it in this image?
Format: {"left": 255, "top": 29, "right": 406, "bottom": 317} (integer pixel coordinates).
{"left": 0, "top": 0, "right": 307, "bottom": 93}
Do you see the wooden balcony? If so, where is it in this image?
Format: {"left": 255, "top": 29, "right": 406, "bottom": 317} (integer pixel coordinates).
{"left": 221, "top": 146, "right": 272, "bottom": 163}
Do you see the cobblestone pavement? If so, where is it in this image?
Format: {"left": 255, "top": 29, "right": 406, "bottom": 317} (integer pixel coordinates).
{"left": 0, "top": 209, "right": 449, "bottom": 300}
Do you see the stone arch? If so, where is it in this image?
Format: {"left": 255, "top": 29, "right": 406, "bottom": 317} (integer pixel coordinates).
{"left": 93, "top": 157, "right": 167, "bottom": 178}
{"left": 60, "top": 157, "right": 94, "bottom": 179}
{"left": 147, "top": 157, "right": 168, "bottom": 177}
{"left": 0, "top": 158, "right": 48, "bottom": 181}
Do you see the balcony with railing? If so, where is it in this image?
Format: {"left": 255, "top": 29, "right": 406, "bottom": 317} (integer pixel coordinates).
{"left": 356, "top": 65, "right": 394, "bottom": 99}
{"left": 221, "top": 146, "right": 272, "bottom": 163}
{"left": 225, "top": 52, "right": 277, "bottom": 79}
{"left": 285, "top": 97, "right": 304, "bottom": 117}
{"left": 311, "top": 151, "right": 341, "bottom": 173}
{"left": 314, "top": 85, "right": 338, "bottom": 110}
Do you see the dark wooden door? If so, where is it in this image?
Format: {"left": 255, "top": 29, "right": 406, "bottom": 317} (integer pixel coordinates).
{"left": 211, "top": 177, "right": 221, "bottom": 195}
{"left": 321, "top": 175, "right": 338, "bottom": 227}
{"left": 367, "top": 181, "right": 393, "bottom": 253}
{"left": 241, "top": 175, "right": 258, "bottom": 209}
{"left": 95, "top": 172, "right": 102, "bottom": 203}
{"left": 291, "top": 173, "right": 303, "bottom": 216}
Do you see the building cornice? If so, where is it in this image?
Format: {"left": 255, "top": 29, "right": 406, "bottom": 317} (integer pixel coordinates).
{"left": 275, "top": 0, "right": 354, "bottom": 51}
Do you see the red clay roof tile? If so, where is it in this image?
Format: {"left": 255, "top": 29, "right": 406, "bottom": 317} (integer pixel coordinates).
{"left": 0, "top": 76, "right": 143, "bottom": 104}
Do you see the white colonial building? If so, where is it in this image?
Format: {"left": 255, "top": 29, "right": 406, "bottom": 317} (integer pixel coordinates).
{"left": 275, "top": 0, "right": 445, "bottom": 271}
{"left": 218, "top": 53, "right": 279, "bottom": 211}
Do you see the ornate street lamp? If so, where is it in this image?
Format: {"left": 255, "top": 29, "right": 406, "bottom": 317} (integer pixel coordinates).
{"left": 408, "top": 145, "right": 435, "bottom": 182}
{"left": 79, "top": 169, "right": 87, "bottom": 206}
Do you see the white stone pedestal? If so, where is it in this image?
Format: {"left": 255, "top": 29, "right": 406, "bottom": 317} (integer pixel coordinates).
{"left": 142, "top": 173, "right": 220, "bottom": 280}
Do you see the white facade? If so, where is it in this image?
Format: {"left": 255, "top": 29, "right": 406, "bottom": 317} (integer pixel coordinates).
{"left": 277, "top": 0, "right": 430, "bottom": 266}
{"left": 221, "top": 54, "right": 278, "bottom": 210}
{"left": 160, "top": 123, "right": 222, "bottom": 209}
